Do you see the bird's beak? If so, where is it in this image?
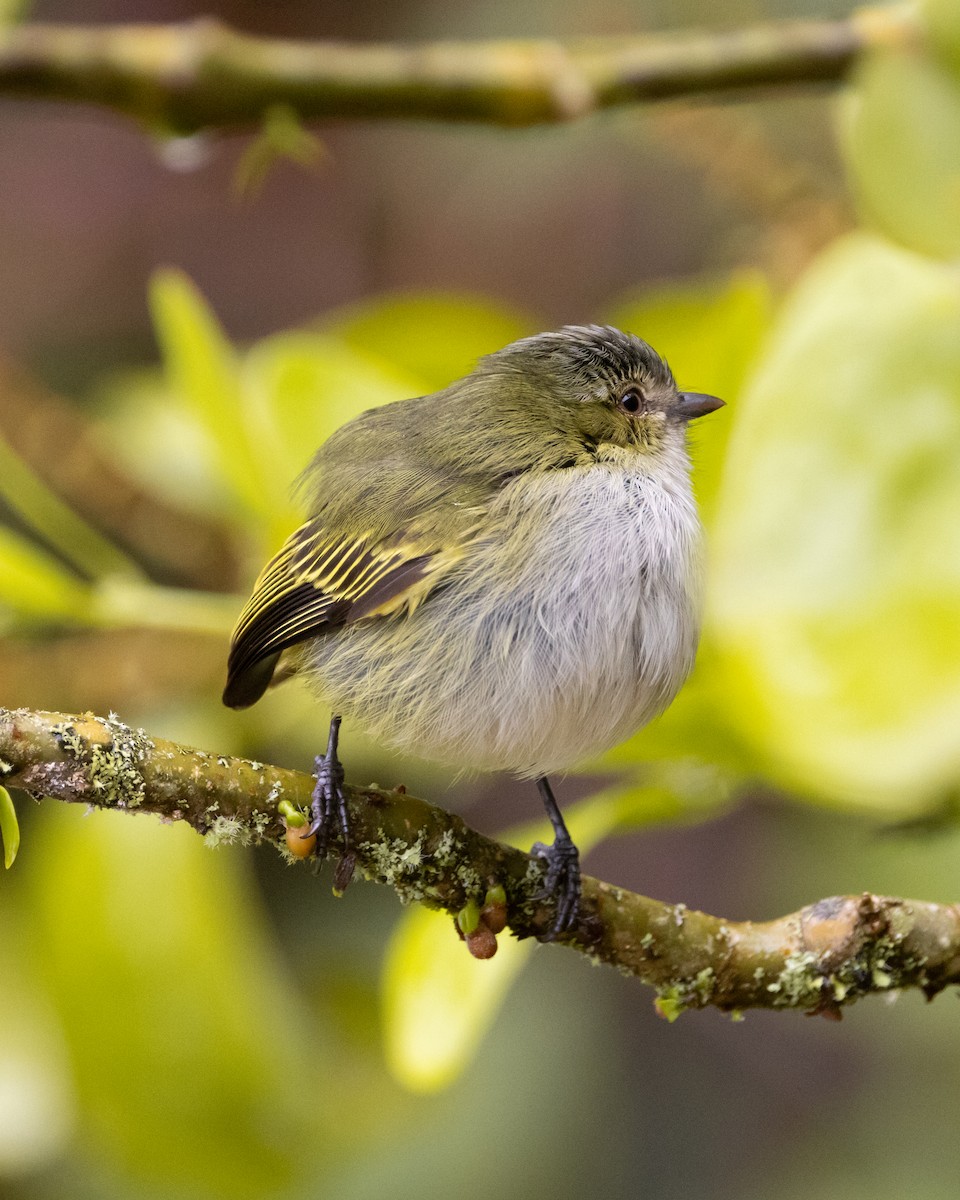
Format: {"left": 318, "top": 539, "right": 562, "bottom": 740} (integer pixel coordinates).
{"left": 677, "top": 392, "right": 725, "bottom": 421}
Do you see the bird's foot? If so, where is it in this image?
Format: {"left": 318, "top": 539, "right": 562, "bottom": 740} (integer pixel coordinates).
{"left": 531, "top": 831, "right": 581, "bottom": 939}
{"left": 306, "top": 715, "right": 352, "bottom": 887}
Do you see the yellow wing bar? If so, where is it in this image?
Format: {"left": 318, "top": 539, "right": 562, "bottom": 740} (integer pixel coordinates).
{"left": 222, "top": 520, "right": 463, "bottom": 708}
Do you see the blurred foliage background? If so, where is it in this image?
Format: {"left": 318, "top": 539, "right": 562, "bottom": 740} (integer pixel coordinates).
{"left": 2, "top": 0, "right": 960, "bottom": 1197}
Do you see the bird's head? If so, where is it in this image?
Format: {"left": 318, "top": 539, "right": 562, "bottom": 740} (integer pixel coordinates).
{"left": 477, "top": 324, "right": 723, "bottom": 464}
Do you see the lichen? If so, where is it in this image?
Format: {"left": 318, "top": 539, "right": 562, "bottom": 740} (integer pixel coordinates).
{"left": 358, "top": 833, "right": 431, "bottom": 903}
{"left": 53, "top": 721, "right": 87, "bottom": 761}
{"left": 54, "top": 715, "right": 152, "bottom": 809}
{"left": 455, "top": 863, "right": 482, "bottom": 897}
{"left": 250, "top": 809, "right": 271, "bottom": 839}
{"left": 204, "top": 815, "right": 252, "bottom": 848}
{"left": 693, "top": 967, "right": 715, "bottom": 1003}
{"left": 432, "top": 828, "right": 457, "bottom": 867}
{"left": 872, "top": 965, "right": 893, "bottom": 988}
{"left": 767, "top": 951, "right": 821, "bottom": 1007}
{"left": 277, "top": 841, "right": 306, "bottom": 866}
{"left": 821, "top": 930, "right": 917, "bottom": 1007}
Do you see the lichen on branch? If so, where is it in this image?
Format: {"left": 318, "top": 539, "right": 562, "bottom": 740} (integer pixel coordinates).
{"left": 2, "top": 706, "right": 959, "bottom": 1020}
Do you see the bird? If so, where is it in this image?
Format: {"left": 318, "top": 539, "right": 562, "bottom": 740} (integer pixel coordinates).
{"left": 223, "top": 325, "right": 723, "bottom": 937}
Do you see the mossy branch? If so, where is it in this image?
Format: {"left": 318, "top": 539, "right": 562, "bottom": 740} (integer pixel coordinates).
{"left": 0, "top": 8, "right": 917, "bottom": 134}
{"left": 3, "top": 707, "right": 960, "bottom": 1019}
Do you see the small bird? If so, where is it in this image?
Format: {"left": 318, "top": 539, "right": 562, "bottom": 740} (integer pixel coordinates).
{"left": 223, "top": 325, "right": 722, "bottom": 936}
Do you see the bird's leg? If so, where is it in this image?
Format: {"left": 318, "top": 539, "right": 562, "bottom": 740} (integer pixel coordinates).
{"left": 306, "top": 714, "right": 349, "bottom": 863}
{"left": 531, "top": 776, "right": 581, "bottom": 938}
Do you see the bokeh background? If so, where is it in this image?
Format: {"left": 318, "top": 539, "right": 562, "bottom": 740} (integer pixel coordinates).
{"left": 3, "top": 0, "right": 960, "bottom": 1197}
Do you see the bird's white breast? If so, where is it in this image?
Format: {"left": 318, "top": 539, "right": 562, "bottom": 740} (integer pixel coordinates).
{"left": 306, "top": 444, "right": 703, "bottom": 777}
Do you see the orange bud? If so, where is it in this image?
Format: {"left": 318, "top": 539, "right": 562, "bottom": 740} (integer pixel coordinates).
{"left": 285, "top": 823, "right": 316, "bottom": 858}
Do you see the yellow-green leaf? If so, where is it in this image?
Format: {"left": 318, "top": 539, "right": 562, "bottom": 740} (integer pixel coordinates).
{"left": 844, "top": 48, "right": 960, "bottom": 260}
{"left": 326, "top": 294, "right": 534, "bottom": 391}
{"left": 0, "top": 787, "right": 19, "bottom": 869}
{"left": 0, "top": 526, "right": 92, "bottom": 621}
{"left": 597, "top": 763, "right": 734, "bottom": 830}
{"left": 708, "top": 231, "right": 960, "bottom": 812}
{"left": 234, "top": 105, "right": 326, "bottom": 198}
{"left": 0, "top": 0, "right": 30, "bottom": 28}
{"left": 149, "top": 269, "right": 269, "bottom": 519}
{"left": 0, "top": 922, "right": 74, "bottom": 1176}
{"left": 922, "top": 0, "right": 960, "bottom": 77}
{"left": 25, "top": 808, "right": 315, "bottom": 1194}
{"left": 383, "top": 905, "right": 530, "bottom": 1094}
{"left": 240, "top": 331, "right": 423, "bottom": 502}
{"left": 382, "top": 791, "right": 643, "bottom": 1094}
{"left": 0, "top": 433, "right": 137, "bottom": 583}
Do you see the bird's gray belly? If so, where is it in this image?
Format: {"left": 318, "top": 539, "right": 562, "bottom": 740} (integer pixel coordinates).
{"left": 303, "top": 465, "right": 701, "bottom": 776}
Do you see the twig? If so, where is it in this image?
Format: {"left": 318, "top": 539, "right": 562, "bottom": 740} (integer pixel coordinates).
{"left": 2, "top": 706, "right": 958, "bottom": 1019}
{"left": 0, "top": 9, "right": 918, "bottom": 134}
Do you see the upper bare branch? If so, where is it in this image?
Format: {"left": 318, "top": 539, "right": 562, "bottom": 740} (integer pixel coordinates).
{"left": 0, "top": 10, "right": 917, "bottom": 133}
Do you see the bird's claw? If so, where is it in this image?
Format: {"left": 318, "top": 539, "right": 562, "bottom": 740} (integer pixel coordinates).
{"left": 532, "top": 835, "right": 581, "bottom": 939}
{"left": 306, "top": 715, "right": 349, "bottom": 864}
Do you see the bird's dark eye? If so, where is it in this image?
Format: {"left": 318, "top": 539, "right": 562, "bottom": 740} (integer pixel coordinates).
{"left": 618, "top": 390, "right": 642, "bottom": 414}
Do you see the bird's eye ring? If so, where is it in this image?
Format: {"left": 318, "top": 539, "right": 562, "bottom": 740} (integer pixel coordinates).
{"left": 618, "top": 390, "right": 642, "bottom": 414}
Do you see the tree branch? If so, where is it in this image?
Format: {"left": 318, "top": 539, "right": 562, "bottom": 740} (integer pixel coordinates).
{"left": 0, "top": 9, "right": 917, "bottom": 133}
{"left": 2, "top": 706, "right": 958, "bottom": 1018}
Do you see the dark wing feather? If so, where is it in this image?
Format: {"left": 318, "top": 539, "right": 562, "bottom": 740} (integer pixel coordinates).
{"left": 222, "top": 520, "right": 459, "bottom": 709}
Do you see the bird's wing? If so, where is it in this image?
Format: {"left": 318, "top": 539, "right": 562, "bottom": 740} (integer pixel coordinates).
{"left": 222, "top": 516, "right": 474, "bottom": 709}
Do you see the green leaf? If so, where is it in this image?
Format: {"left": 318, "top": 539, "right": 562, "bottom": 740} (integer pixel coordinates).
{"left": 0, "top": 0, "right": 30, "bottom": 27}
{"left": 708, "top": 232, "right": 960, "bottom": 812}
{"left": 93, "top": 366, "right": 234, "bottom": 519}
{"left": 382, "top": 903, "right": 530, "bottom": 1094}
{"left": 599, "top": 763, "right": 734, "bottom": 831}
{"left": 149, "top": 270, "right": 270, "bottom": 521}
{"left": 922, "top": 0, "right": 960, "bottom": 77}
{"left": 596, "top": 639, "right": 761, "bottom": 782}
{"left": 326, "top": 294, "right": 534, "bottom": 391}
{"left": 0, "top": 787, "right": 19, "bottom": 869}
{"left": 0, "top": 916, "right": 74, "bottom": 1176}
{"left": 0, "top": 526, "right": 93, "bottom": 621}
{"left": 843, "top": 47, "right": 960, "bottom": 260}
{"left": 91, "top": 577, "right": 241, "bottom": 638}
{"left": 0, "top": 431, "right": 137, "bottom": 583}
{"left": 233, "top": 105, "right": 326, "bottom": 198}
{"left": 653, "top": 986, "right": 685, "bottom": 1023}
{"left": 240, "top": 331, "right": 423, "bottom": 501}
{"left": 24, "top": 808, "right": 316, "bottom": 1195}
